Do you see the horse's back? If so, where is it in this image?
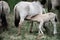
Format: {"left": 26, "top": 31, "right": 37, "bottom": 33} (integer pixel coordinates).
{"left": 0, "top": 1, "right": 10, "bottom": 15}
{"left": 14, "top": 1, "right": 43, "bottom": 16}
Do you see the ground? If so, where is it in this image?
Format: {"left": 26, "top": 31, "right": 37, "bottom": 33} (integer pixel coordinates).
{"left": 0, "top": 11, "right": 60, "bottom": 40}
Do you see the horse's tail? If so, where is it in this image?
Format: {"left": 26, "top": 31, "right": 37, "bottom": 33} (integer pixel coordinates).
{"left": 14, "top": 6, "right": 20, "bottom": 27}
{"left": 1, "top": 1, "right": 8, "bottom": 30}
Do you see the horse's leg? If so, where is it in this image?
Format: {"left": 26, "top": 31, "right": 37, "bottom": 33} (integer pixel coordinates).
{"left": 18, "top": 18, "right": 24, "bottom": 35}
{"left": 17, "top": 8, "right": 28, "bottom": 35}
{"left": 30, "top": 21, "right": 33, "bottom": 33}
{"left": 51, "top": 20, "right": 57, "bottom": 35}
{"left": 38, "top": 21, "right": 44, "bottom": 35}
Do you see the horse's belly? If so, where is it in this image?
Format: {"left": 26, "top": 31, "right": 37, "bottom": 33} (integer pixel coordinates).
{"left": 29, "top": 10, "right": 39, "bottom": 16}
{"left": 29, "top": 5, "right": 40, "bottom": 16}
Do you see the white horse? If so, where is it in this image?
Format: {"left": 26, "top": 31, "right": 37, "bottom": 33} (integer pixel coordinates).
{"left": 26, "top": 12, "right": 57, "bottom": 35}
{"left": 14, "top": 1, "right": 46, "bottom": 35}
{"left": 0, "top": 1, "right": 10, "bottom": 16}
{"left": 0, "top": 1, "right": 10, "bottom": 30}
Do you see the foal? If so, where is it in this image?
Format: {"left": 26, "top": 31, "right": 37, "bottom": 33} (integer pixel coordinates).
{"left": 26, "top": 12, "right": 58, "bottom": 35}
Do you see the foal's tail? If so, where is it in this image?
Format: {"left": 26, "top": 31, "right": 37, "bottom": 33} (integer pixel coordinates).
{"left": 14, "top": 6, "right": 20, "bottom": 27}
{"left": 55, "top": 15, "right": 58, "bottom": 22}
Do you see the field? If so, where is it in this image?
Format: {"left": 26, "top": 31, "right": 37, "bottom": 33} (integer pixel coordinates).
{"left": 0, "top": 12, "right": 60, "bottom": 40}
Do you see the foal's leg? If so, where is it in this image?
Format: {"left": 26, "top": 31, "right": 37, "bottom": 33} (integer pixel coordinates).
{"left": 30, "top": 21, "right": 33, "bottom": 33}
{"left": 39, "top": 21, "right": 44, "bottom": 35}
{"left": 51, "top": 20, "right": 57, "bottom": 35}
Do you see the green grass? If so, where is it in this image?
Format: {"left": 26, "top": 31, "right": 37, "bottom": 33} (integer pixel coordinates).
{"left": 0, "top": 13, "right": 60, "bottom": 40}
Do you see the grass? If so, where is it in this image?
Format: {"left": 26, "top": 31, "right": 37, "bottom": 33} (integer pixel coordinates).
{"left": 0, "top": 12, "right": 60, "bottom": 40}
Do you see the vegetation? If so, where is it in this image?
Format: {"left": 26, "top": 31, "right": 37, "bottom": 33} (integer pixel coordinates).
{"left": 0, "top": 11, "right": 59, "bottom": 40}
{"left": 4, "top": 0, "right": 21, "bottom": 11}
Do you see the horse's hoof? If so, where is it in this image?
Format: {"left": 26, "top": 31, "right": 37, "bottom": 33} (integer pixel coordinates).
{"left": 30, "top": 31, "right": 33, "bottom": 33}
{"left": 36, "top": 34, "right": 45, "bottom": 40}
{"left": 53, "top": 32, "right": 57, "bottom": 35}
{"left": 17, "top": 33, "right": 21, "bottom": 36}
